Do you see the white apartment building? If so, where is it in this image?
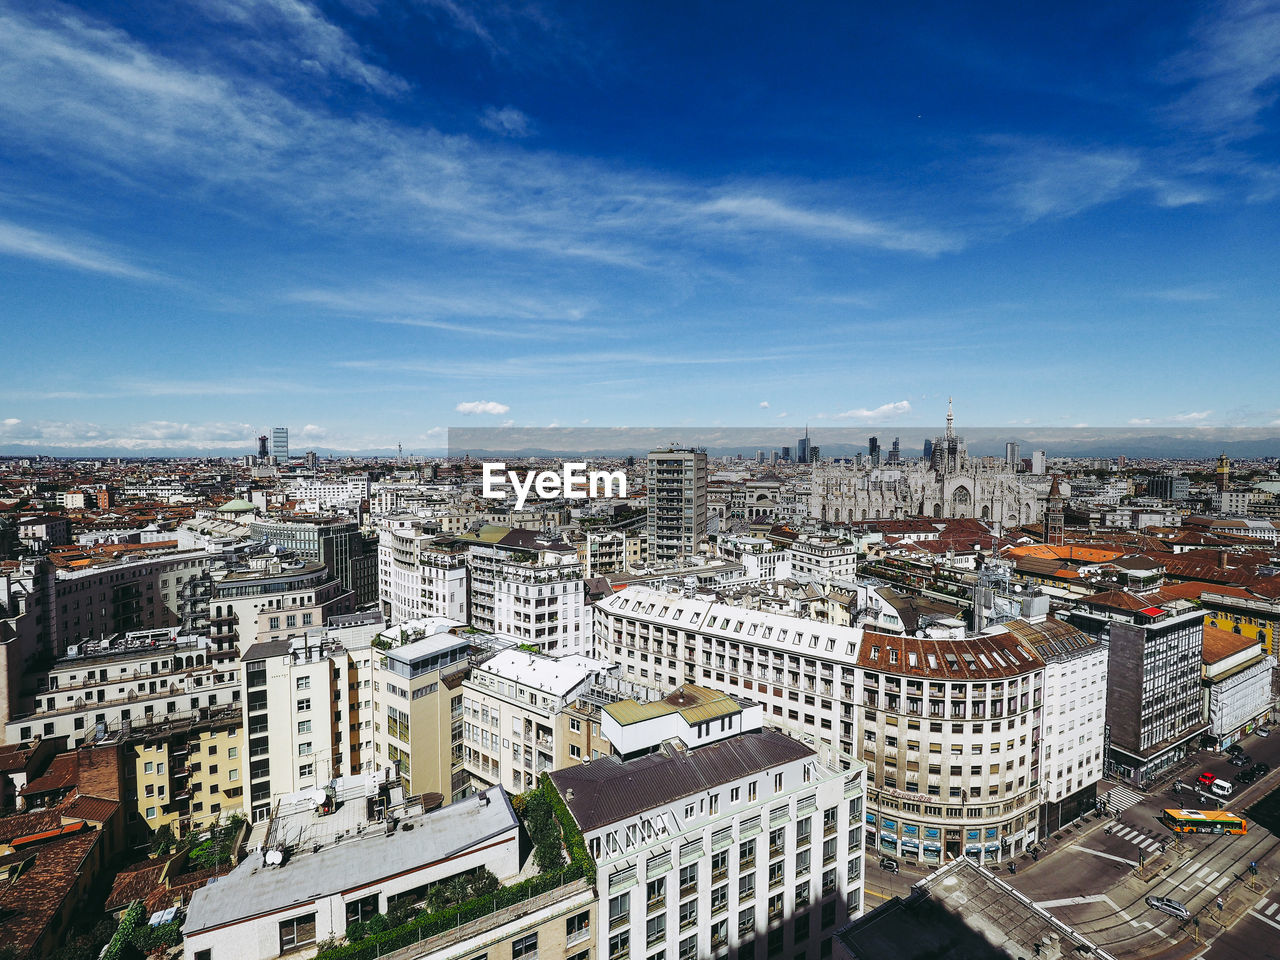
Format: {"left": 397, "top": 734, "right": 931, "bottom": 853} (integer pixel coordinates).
{"left": 288, "top": 474, "right": 371, "bottom": 511}
{"left": 1202, "top": 627, "right": 1276, "bottom": 747}
{"left": 718, "top": 534, "right": 791, "bottom": 582}
{"left": 240, "top": 624, "right": 379, "bottom": 822}
{"left": 377, "top": 526, "right": 469, "bottom": 624}
{"left": 1004, "top": 618, "right": 1107, "bottom": 833}
{"left": 460, "top": 649, "right": 613, "bottom": 794}
{"left": 787, "top": 536, "right": 858, "bottom": 586}
{"left": 855, "top": 628, "right": 1046, "bottom": 865}
{"left": 551, "top": 697, "right": 865, "bottom": 960}
{"left": 461, "top": 528, "right": 584, "bottom": 648}
{"left": 593, "top": 586, "right": 861, "bottom": 751}
{"left": 6, "top": 629, "right": 239, "bottom": 746}
{"left": 208, "top": 557, "right": 355, "bottom": 663}
{"left": 183, "top": 781, "right": 521, "bottom": 960}
{"left": 492, "top": 554, "right": 588, "bottom": 656}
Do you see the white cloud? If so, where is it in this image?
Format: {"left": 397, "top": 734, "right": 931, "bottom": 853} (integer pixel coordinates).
{"left": 832, "top": 400, "right": 912, "bottom": 421}
{"left": 480, "top": 105, "right": 533, "bottom": 137}
{"left": 195, "top": 0, "right": 408, "bottom": 95}
{"left": 759, "top": 401, "right": 769, "bottom": 409}
{"left": 697, "top": 195, "right": 962, "bottom": 255}
{"left": 1128, "top": 411, "right": 1212, "bottom": 425}
{"left": 1160, "top": 0, "right": 1280, "bottom": 139}
{"left": 0, "top": 218, "right": 156, "bottom": 280}
{"left": 2, "top": 418, "right": 18, "bottom": 426}
{"left": 455, "top": 400, "right": 510, "bottom": 415}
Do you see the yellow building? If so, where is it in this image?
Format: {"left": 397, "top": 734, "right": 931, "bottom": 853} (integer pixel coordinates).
{"left": 126, "top": 704, "right": 244, "bottom": 840}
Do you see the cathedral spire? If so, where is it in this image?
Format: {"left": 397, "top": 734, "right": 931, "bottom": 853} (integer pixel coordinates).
{"left": 945, "top": 397, "right": 954, "bottom": 440}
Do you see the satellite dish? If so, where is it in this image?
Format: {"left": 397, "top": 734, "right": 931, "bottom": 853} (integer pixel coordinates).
{"left": 1013, "top": 585, "right": 1023, "bottom": 593}
{"left": 265, "top": 848, "right": 283, "bottom": 866}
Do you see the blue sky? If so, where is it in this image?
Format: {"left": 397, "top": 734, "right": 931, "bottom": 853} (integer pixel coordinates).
{"left": 1, "top": 0, "right": 1279, "bottom": 453}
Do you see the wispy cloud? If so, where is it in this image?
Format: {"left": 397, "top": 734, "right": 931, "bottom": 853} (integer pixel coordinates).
{"left": 480, "top": 105, "right": 533, "bottom": 137}
{"left": 759, "top": 401, "right": 769, "bottom": 409}
{"left": 697, "top": 195, "right": 963, "bottom": 255}
{"left": 1159, "top": 0, "right": 1280, "bottom": 140}
{"left": 193, "top": 0, "right": 408, "bottom": 95}
{"left": 0, "top": 217, "right": 157, "bottom": 279}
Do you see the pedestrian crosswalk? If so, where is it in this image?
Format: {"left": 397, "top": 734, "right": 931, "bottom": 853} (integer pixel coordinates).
{"left": 1104, "top": 786, "right": 1145, "bottom": 813}
{"left": 1249, "top": 896, "right": 1280, "bottom": 931}
{"left": 1109, "top": 824, "right": 1166, "bottom": 852}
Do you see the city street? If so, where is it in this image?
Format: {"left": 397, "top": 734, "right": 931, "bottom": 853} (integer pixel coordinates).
{"left": 864, "top": 728, "right": 1280, "bottom": 960}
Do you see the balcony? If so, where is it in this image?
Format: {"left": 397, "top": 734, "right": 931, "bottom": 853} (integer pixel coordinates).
{"left": 647, "top": 896, "right": 665, "bottom": 914}
{"left": 610, "top": 913, "right": 629, "bottom": 932}
{"left": 712, "top": 867, "right": 728, "bottom": 884}
{"left": 680, "top": 882, "right": 697, "bottom": 900}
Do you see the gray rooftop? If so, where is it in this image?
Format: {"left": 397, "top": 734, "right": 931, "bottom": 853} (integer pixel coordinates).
{"left": 835, "top": 858, "right": 1117, "bottom": 960}
{"left": 550, "top": 729, "right": 813, "bottom": 834}
{"left": 183, "top": 786, "right": 518, "bottom": 936}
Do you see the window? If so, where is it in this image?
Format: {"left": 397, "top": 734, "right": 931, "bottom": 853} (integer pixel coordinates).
{"left": 279, "top": 914, "right": 316, "bottom": 952}
{"left": 570, "top": 718, "right": 582, "bottom": 732}
{"left": 740, "top": 838, "right": 756, "bottom": 868}
{"left": 567, "top": 911, "right": 591, "bottom": 942}
{"left": 739, "top": 873, "right": 756, "bottom": 899}
{"left": 512, "top": 932, "right": 538, "bottom": 959}
{"left": 145, "top": 806, "right": 156, "bottom": 819}
{"left": 679, "top": 898, "right": 698, "bottom": 931}
{"left": 345, "top": 894, "right": 378, "bottom": 926}
{"left": 647, "top": 877, "right": 666, "bottom": 911}
{"left": 298, "top": 742, "right": 312, "bottom": 756}
{"left": 610, "top": 893, "right": 631, "bottom": 931}
{"left": 296, "top": 677, "right": 310, "bottom": 690}
{"left": 680, "top": 864, "right": 698, "bottom": 897}
{"left": 609, "top": 930, "right": 630, "bottom": 960}
{"left": 298, "top": 720, "right": 311, "bottom": 734}
{"left": 299, "top": 763, "right": 314, "bottom": 778}
{"left": 646, "top": 914, "right": 666, "bottom": 947}
{"left": 297, "top": 698, "right": 311, "bottom": 712}
{"left": 679, "top": 935, "right": 698, "bottom": 960}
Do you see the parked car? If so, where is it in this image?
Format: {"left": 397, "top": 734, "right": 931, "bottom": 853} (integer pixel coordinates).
{"left": 1229, "top": 754, "right": 1251, "bottom": 766}
{"left": 1258, "top": 727, "right": 1271, "bottom": 737}
{"left": 1228, "top": 743, "right": 1245, "bottom": 755}
{"left": 1253, "top": 762, "right": 1270, "bottom": 776}
{"left": 1146, "top": 896, "right": 1191, "bottom": 920}
{"left": 1211, "top": 778, "right": 1234, "bottom": 797}
{"left": 1236, "top": 769, "right": 1256, "bottom": 784}
{"left": 880, "top": 856, "right": 899, "bottom": 874}
{"left": 1198, "top": 771, "right": 1216, "bottom": 786}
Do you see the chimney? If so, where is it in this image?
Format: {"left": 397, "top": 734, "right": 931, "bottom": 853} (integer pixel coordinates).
{"left": 1219, "top": 552, "right": 1228, "bottom": 571}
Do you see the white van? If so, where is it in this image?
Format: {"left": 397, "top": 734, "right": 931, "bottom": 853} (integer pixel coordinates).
{"left": 1211, "top": 778, "right": 1234, "bottom": 797}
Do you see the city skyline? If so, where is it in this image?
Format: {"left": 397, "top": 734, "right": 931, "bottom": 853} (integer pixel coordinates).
{"left": 2, "top": 1, "right": 1280, "bottom": 453}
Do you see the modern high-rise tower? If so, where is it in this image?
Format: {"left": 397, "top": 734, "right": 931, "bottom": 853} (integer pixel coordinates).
{"left": 796, "top": 427, "right": 811, "bottom": 464}
{"left": 271, "top": 426, "right": 289, "bottom": 462}
{"left": 646, "top": 447, "right": 707, "bottom": 562}
{"left": 1005, "top": 441, "right": 1020, "bottom": 471}
{"left": 868, "top": 436, "right": 881, "bottom": 467}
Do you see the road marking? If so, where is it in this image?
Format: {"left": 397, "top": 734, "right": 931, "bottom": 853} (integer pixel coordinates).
{"left": 1213, "top": 874, "right": 1231, "bottom": 890}
{"left": 1264, "top": 901, "right": 1277, "bottom": 916}
{"left": 1249, "top": 909, "right": 1280, "bottom": 933}
{"left": 1078, "top": 847, "right": 1139, "bottom": 867}
{"left": 1198, "top": 867, "right": 1214, "bottom": 881}
{"left": 1138, "top": 838, "right": 1157, "bottom": 851}
{"left": 1038, "top": 895, "right": 1117, "bottom": 908}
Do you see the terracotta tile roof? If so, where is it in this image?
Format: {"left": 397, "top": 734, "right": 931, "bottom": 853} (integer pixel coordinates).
{"left": 105, "top": 858, "right": 171, "bottom": 912}
{"left": 59, "top": 795, "right": 119, "bottom": 825}
{"left": 1081, "top": 590, "right": 1152, "bottom": 613}
{"left": 20, "top": 753, "right": 78, "bottom": 797}
{"left": 0, "top": 830, "right": 101, "bottom": 954}
{"left": 1201, "top": 625, "right": 1261, "bottom": 665}
{"left": 0, "top": 809, "right": 63, "bottom": 845}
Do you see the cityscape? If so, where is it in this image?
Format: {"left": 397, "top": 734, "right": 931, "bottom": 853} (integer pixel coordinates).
{"left": 3, "top": 3, "right": 1280, "bottom": 960}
